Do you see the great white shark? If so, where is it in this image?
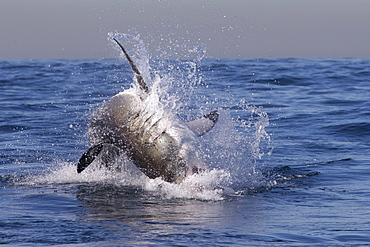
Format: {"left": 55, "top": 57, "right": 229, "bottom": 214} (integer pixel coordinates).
{"left": 77, "top": 38, "right": 218, "bottom": 183}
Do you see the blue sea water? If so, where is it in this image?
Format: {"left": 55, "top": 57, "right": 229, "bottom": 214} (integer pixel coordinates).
{"left": 1, "top": 55, "right": 370, "bottom": 246}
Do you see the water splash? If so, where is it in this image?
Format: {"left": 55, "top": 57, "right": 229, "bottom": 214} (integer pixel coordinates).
{"left": 16, "top": 161, "right": 230, "bottom": 201}
{"left": 13, "top": 33, "right": 273, "bottom": 200}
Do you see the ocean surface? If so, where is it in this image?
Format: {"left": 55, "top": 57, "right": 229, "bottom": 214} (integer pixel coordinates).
{"left": 1, "top": 54, "right": 370, "bottom": 246}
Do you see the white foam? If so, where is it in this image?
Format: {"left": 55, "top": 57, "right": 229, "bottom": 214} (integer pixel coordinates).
{"left": 143, "top": 168, "right": 232, "bottom": 201}
{"left": 16, "top": 161, "right": 235, "bottom": 201}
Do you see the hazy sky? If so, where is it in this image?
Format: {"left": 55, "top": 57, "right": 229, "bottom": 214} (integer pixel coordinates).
{"left": 1, "top": 0, "right": 369, "bottom": 59}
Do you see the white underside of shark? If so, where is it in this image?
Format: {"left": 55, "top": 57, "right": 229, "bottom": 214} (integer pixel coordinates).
{"left": 77, "top": 38, "right": 218, "bottom": 183}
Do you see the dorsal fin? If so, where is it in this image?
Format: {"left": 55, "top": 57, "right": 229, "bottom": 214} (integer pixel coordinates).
{"left": 113, "top": 38, "right": 149, "bottom": 93}
{"left": 186, "top": 110, "right": 219, "bottom": 137}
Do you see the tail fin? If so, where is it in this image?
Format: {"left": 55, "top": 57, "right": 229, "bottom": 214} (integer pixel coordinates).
{"left": 113, "top": 38, "right": 149, "bottom": 93}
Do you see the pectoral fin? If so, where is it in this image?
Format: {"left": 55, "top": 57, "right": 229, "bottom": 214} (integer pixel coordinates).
{"left": 186, "top": 110, "right": 219, "bottom": 137}
{"left": 77, "top": 143, "right": 105, "bottom": 173}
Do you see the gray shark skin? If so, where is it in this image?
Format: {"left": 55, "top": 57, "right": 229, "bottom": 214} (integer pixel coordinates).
{"left": 77, "top": 38, "right": 218, "bottom": 183}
